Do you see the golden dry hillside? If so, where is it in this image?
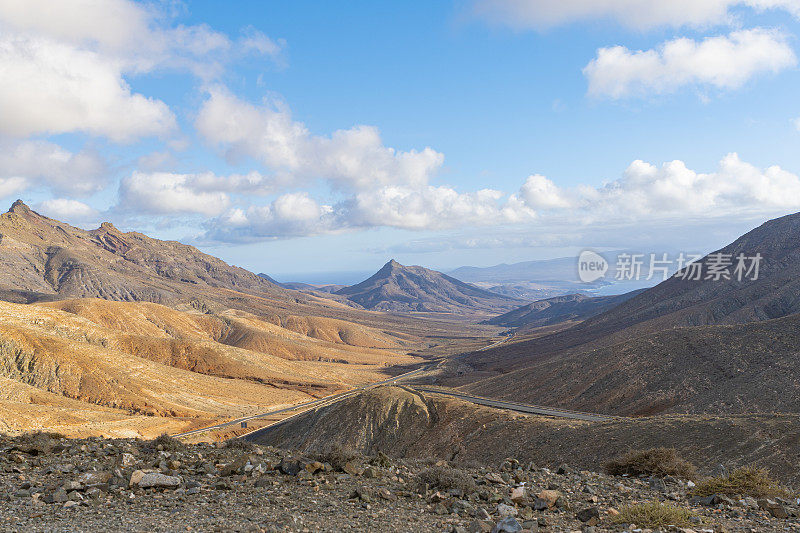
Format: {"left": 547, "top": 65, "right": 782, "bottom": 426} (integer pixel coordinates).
{"left": 0, "top": 202, "right": 500, "bottom": 439}
{"left": 0, "top": 298, "right": 423, "bottom": 438}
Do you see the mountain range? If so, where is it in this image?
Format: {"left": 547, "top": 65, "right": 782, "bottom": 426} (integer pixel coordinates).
{"left": 0, "top": 200, "right": 278, "bottom": 305}
{"left": 450, "top": 211, "right": 800, "bottom": 416}
{"left": 334, "top": 259, "right": 524, "bottom": 316}
{"left": 483, "top": 290, "right": 645, "bottom": 330}
{"left": 0, "top": 201, "right": 493, "bottom": 437}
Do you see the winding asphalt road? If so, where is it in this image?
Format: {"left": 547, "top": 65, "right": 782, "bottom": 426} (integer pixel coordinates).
{"left": 175, "top": 333, "right": 616, "bottom": 440}
{"left": 172, "top": 365, "right": 430, "bottom": 439}
{"left": 412, "top": 387, "right": 615, "bottom": 422}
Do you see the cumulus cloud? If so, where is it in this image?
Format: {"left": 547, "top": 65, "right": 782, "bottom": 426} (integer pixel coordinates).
{"left": 116, "top": 171, "right": 277, "bottom": 218}
{"left": 0, "top": 0, "right": 283, "bottom": 142}
{"left": 0, "top": 177, "right": 27, "bottom": 199}
{"left": 517, "top": 174, "right": 573, "bottom": 209}
{"left": 202, "top": 185, "right": 539, "bottom": 242}
{"left": 584, "top": 29, "right": 796, "bottom": 98}
{"left": 118, "top": 172, "right": 232, "bottom": 217}
{"left": 35, "top": 198, "right": 99, "bottom": 224}
{"left": 208, "top": 193, "right": 336, "bottom": 240}
{"left": 199, "top": 153, "right": 800, "bottom": 242}
{"left": 473, "top": 0, "right": 800, "bottom": 30}
{"left": 195, "top": 89, "right": 445, "bottom": 192}
{"left": 552, "top": 153, "right": 800, "bottom": 222}
{"left": 0, "top": 140, "right": 107, "bottom": 196}
{"left": 0, "top": 35, "right": 176, "bottom": 141}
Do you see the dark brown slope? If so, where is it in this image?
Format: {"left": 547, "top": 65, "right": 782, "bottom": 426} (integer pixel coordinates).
{"left": 251, "top": 386, "right": 800, "bottom": 484}
{"left": 449, "top": 211, "right": 800, "bottom": 416}
{"left": 462, "top": 211, "right": 800, "bottom": 371}
{"left": 335, "top": 259, "right": 523, "bottom": 315}
{"left": 0, "top": 200, "right": 279, "bottom": 303}
{"left": 465, "top": 311, "right": 800, "bottom": 416}
{"left": 579, "top": 211, "right": 800, "bottom": 331}
{"left": 483, "top": 289, "right": 645, "bottom": 329}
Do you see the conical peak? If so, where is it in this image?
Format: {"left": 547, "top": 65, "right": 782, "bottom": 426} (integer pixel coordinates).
{"left": 8, "top": 199, "right": 30, "bottom": 213}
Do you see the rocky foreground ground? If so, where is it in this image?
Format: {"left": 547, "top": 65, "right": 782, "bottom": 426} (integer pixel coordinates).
{"left": 0, "top": 433, "right": 798, "bottom": 532}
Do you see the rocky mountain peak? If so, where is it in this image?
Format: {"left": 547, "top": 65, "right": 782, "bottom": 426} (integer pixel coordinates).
{"left": 8, "top": 199, "right": 32, "bottom": 214}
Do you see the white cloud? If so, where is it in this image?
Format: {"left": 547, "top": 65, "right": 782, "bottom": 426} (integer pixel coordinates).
{"left": 0, "top": 177, "right": 27, "bottom": 199}
{"left": 584, "top": 29, "right": 796, "bottom": 98}
{"left": 116, "top": 171, "right": 277, "bottom": 217}
{"left": 136, "top": 151, "right": 177, "bottom": 172}
{"left": 0, "top": 0, "right": 283, "bottom": 142}
{"left": 0, "top": 140, "right": 107, "bottom": 195}
{"left": 207, "top": 193, "right": 335, "bottom": 240}
{"left": 473, "top": 0, "right": 800, "bottom": 30}
{"left": 0, "top": 0, "right": 284, "bottom": 73}
{"left": 0, "top": 0, "right": 151, "bottom": 50}
{"left": 195, "top": 89, "right": 444, "bottom": 192}
{"left": 199, "top": 153, "right": 800, "bottom": 242}
{"left": 0, "top": 35, "right": 176, "bottom": 141}
{"left": 350, "top": 186, "right": 529, "bottom": 230}
{"left": 35, "top": 198, "right": 99, "bottom": 223}
{"left": 118, "top": 172, "right": 232, "bottom": 217}
{"left": 203, "top": 185, "right": 539, "bottom": 242}
{"left": 541, "top": 153, "right": 800, "bottom": 221}
{"left": 517, "top": 174, "right": 573, "bottom": 209}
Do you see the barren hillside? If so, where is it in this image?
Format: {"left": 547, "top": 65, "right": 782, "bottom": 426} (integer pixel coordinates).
{"left": 252, "top": 386, "right": 800, "bottom": 484}
{"left": 336, "top": 260, "right": 523, "bottom": 316}
{"left": 0, "top": 298, "right": 421, "bottom": 438}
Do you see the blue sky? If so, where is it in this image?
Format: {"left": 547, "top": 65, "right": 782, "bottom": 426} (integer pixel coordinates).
{"left": 3, "top": 0, "right": 800, "bottom": 281}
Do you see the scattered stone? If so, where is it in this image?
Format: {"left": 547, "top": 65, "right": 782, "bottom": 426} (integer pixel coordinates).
{"left": 556, "top": 464, "right": 572, "bottom": 475}
{"left": 213, "top": 480, "right": 232, "bottom": 491}
{"left": 220, "top": 455, "right": 250, "bottom": 476}
{"left": 278, "top": 458, "right": 301, "bottom": 476}
{"left": 491, "top": 516, "right": 522, "bottom": 533}
{"left": 536, "top": 489, "right": 561, "bottom": 509}
{"left": 496, "top": 503, "right": 517, "bottom": 517}
{"left": 304, "top": 461, "right": 325, "bottom": 474}
{"left": 758, "top": 499, "right": 789, "bottom": 519}
{"left": 342, "top": 461, "right": 363, "bottom": 476}
{"left": 467, "top": 520, "right": 494, "bottom": 533}
{"left": 136, "top": 473, "right": 181, "bottom": 489}
{"left": 377, "top": 488, "right": 396, "bottom": 501}
{"left": 43, "top": 488, "right": 68, "bottom": 504}
{"left": 649, "top": 476, "right": 667, "bottom": 492}
{"left": 485, "top": 473, "right": 505, "bottom": 484}
{"left": 575, "top": 507, "right": 600, "bottom": 525}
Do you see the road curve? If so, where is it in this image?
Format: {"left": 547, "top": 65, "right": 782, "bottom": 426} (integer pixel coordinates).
{"left": 412, "top": 387, "right": 617, "bottom": 422}
{"left": 175, "top": 333, "right": 508, "bottom": 439}
{"left": 173, "top": 365, "right": 430, "bottom": 439}
{"left": 178, "top": 334, "right": 617, "bottom": 440}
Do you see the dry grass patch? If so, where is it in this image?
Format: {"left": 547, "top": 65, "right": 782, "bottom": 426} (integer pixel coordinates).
{"left": 415, "top": 465, "right": 476, "bottom": 494}
{"left": 605, "top": 447, "right": 697, "bottom": 480}
{"left": 315, "top": 444, "right": 363, "bottom": 471}
{"left": 225, "top": 438, "right": 258, "bottom": 452}
{"left": 151, "top": 433, "right": 185, "bottom": 452}
{"left": 612, "top": 502, "right": 698, "bottom": 528}
{"left": 690, "top": 467, "right": 788, "bottom": 498}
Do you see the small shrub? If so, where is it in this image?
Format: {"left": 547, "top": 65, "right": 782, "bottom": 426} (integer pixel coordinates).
{"left": 690, "top": 467, "right": 788, "bottom": 498}
{"left": 613, "top": 502, "right": 697, "bottom": 528}
{"left": 13, "top": 431, "right": 65, "bottom": 454}
{"left": 605, "top": 448, "right": 697, "bottom": 480}
{"left": 370, "top": 451, "right": 392, "bottom": 468}
{"left": 152, "top": 433, "right": 185, "bottom": 452}
{"left": 315, "top": 444, "right": 362, "bottom": 471}
{"left": 416, "top": 465, "right": 476, "bottom": 494}
{"left": 225, "top": 438, "right": 257, "bottom": 452}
